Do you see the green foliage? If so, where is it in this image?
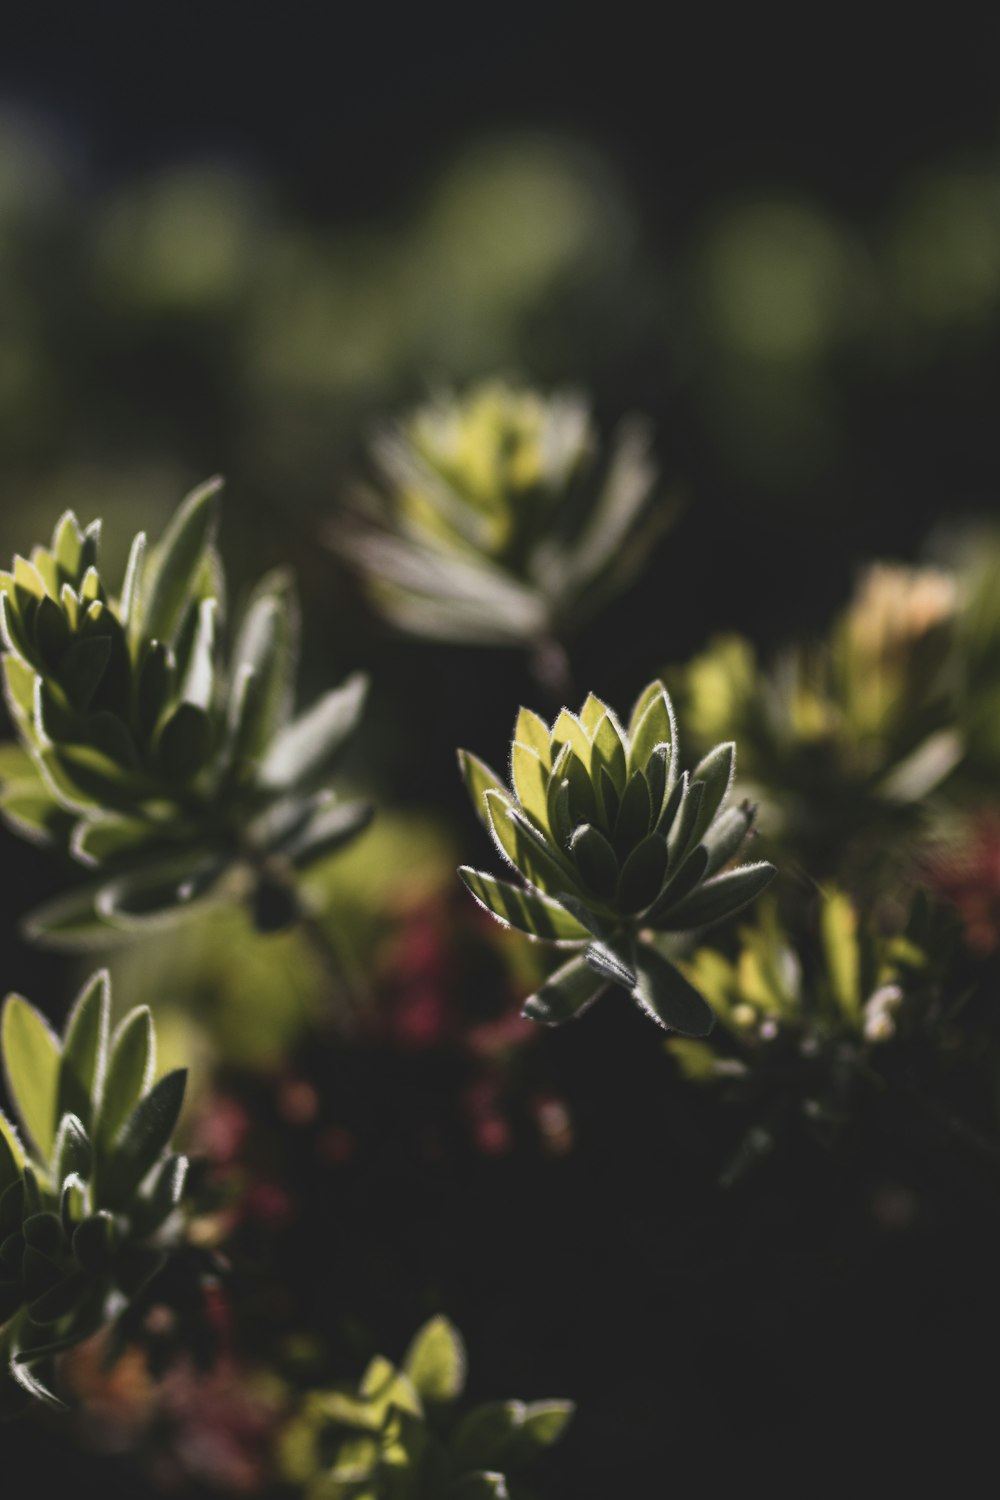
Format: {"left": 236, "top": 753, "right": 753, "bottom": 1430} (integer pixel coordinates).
{"left": 0, "top": 971, "right": 189, "bottom": 1413}
{"left": 279, "top": 1315, "right": 573, "bottom": 1499}
{"left": 667, "top": 889, "right": 953, "bottom": 1177}
{"left": 0, "top": 485, "right": 372, "bottom": 941}
{"left": 333, "top": 380, "right": 671, "bottom": 650}
{"left": 669, "top": 564, "right": 962, "bottom": 872}
{"left": 458, "top": 682, "right": 776, "bottom": 1034}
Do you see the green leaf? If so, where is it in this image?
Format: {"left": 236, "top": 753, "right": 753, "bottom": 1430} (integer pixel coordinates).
{"left": 227, "top": 578, "right": 298, "bottom": 761}
{"left": 522, "top": 953, "right": 605, "bottom": 1025}
{"left": 507, "top": 1400, "right": 575, "bottom": 1462}
{"left": 569, "top": 823, "right": 619, "bottom": 901}
{"left": 458, "top": 749, "right": 508, "bottom": 832}
{"left": 646, "top": 844, "right": 710, "bottom": 924}
{"left": 659, "top": 861, "right": 776, "bottom": 932}
{"left": 72, "top": 1212, "right": 115, "bottom": 1274}
{"left": 33, "top": 594, "right": 69, "bottom": 668}
{"left": 27, "top": 1268, "right": 89, "bottom": 1326}
{"left": 52, "top": 1114, "right": 92, "bottom": 1186}
{"left": 822, "top": 889, "right": 861, "bottom": 1020}
{"left": 156, "top": 701, "right": 212, "bottom": 781}
{"left": 71, "top": 815, "right": 158, "bottom": 866}
{"left": 450, "top": 1401, "right": 523, "bottom": 1471}
{"left": 509, "top": 741, "right": 550, "bottom": 832}
{"left": 0, "top": 1112, "right": 24, "bottom": 1194}
{"left": 591, "top": 712, "right": 627, "bottom": 794}
{"left": 52, "top": 512, "right": 84, "bottom": 581}
{"left": 95, "top": 1007, "right": 154, "bottom": 1152}
{"left": 136, "top": 640, "right": 174, "bottom": 742}
{"left": 458, "top": 866, "right": 590, "bottom": 944}
{"left": 549, "top": 709, "right": 591, "bottom": 767}
{"left": 667, "top": 778, "right": 705, "bottom": 867}
{"left": 513, "top": 706, "right": 551, "bottom": 768}
{"left": 57, "top": 970, "right": 110, "bottom": 1132}
{"left": 141, "top": 476, "right": 222, "bottom": 644}
{"left": 613, "top": 771, "right": 653, "bottom": 857}
{"left": 584, "top": 942, "right": 636, "bottom": 991}
{"left": 702, "top": 801, "right": 755, "bottom": 876}
{"left": 133, "top": 1153, "right": 188, "bottom": 1234}
{"left": 21, "top": 881, "right": 129, "bottom": 951}
{"left": 627, "top": 681, "right": 676, "bottom": 772}
{"left": 118, "top": 530, "right": 147, "bottom": 629}
{"left": 178, "top": 597, "right": 217, "bottom": 710}
{"left": 101, "top": 1069, "right": 187, "bottom": 1209}
{"left": 1, "top": 995, "right": 61, "bottom": 1158}
{"left": 283, "top": 798, "right": 375, "bottom": 870}
{"left": 689, "top": 741, "right": 735, "bottom": 844}
{"left": 2, "top": 652, "right": 37, "bottom": 726}
{"left": 403, "top": 1316, "right": 467, "bottom": 1403}
{"left": 96, "top": 850, "right": 225, "bottom": 926}
{"left": 546, "top": 775, "right": 573, "bottom": 848}
{"left": 616, "top": 832, "right": 669, "bottom": 914}
{"left": 485, "top": 790, "right": 579, "bottom": 898}
{"left": 630, "top": 940, "right": 715, "bottom": 1036}
{"left": 257, "top": 673, "right": 368, "bottom": 790}
{"left": 59, "top": 635, "right": 111, "bottom": 713}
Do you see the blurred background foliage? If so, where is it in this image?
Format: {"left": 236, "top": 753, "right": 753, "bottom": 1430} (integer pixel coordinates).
{"left": 4, "top": 9, "right": 1000, "bottom": 1491}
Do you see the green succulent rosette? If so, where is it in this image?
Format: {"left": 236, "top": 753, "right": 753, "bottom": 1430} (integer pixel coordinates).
{"left": 280, "top": 1314, "right": 573, "bottom": 1499}
{"left": 458, "top": 680, "right": 776, "bottom": 1035}
{"left": 0, "top": 482, "right": 372, "bottom": 944}
{"left": 0, "top": 971, "right": 188, "bottom": 1413}
{"left": 334, "top": 380, "right": 671, "bottom": 652}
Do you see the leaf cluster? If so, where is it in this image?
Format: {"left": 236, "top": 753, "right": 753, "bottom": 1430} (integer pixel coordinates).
{"left": 458, "top": 679, "right": 775, "bottom": 1034}
{"left": 0, "top": 971, "right": 188, "bottom": 1413}
{"left": 333, "top": 380, "right": 670, "bottom": 648}
{"left": 279, "top": 1315, "right": 573, "bottom": 1500}
{"left": 0, "top": 484, "right": 372, "bottom": 942}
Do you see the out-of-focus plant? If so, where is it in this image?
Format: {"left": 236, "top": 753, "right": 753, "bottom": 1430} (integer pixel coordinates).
{"left": 0, "top": 482, "right": 372, "bottom": 944}
{"left": 0, "top": 971, "right": 189, "bottom": 1413}
{"left": 458, "top": 680, "right": 775, "bottom": 1035}
{"left": 279, "top": 1314, "right": 573, "bottom": 1499}
{"left": 333, "top": 381, "right": 670, "bottom": 687}
{"left": 667, "top": 888, "right": 954, "bottom": 1179}
{"left": 671, "top": 564, "right": 962, "bottom": 871}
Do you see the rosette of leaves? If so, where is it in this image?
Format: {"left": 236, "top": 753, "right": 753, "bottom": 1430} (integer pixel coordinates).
{"left": 669, "top": 564, "right": 962, "bottom": 873}
{"left": 0, "top": 970, "right": 188, "bottom": 1413}
{"left": 457, "top": 680, "right": 776, "bottom": 1036}
{"left": 279, "top": 1315, "right": 573, "bottom": 1499}
{"left": 332, "top": 380, "right": 669, "bottom": 658}
{"left": 0, "top": 482, "right": 371, "bottom": 943}
{"left": 667, "top": 889, "right": 953, "bottom": 1180}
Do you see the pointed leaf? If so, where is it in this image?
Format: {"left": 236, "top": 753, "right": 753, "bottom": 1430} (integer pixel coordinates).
{"left": 569, "top": 823, "right": 619, "bottom": 901}
{"left": 485, "top": 791, "right": 580, "bottom": 898}
{"left": 702, "top": 801, "right": 756, "bottom": 876}
{"left": 403, "top": 1315, "right": 467, "bottom": 1403}
{"left": 522, "top": 954, "right": 605, "bottom": 1025}
{"left": 591, "top": 712, "right": 627, "bottom": 793}
{"left": 631, "top": 941, "right": 715, "bottom": 1036}
{"left": 459, "top": 866, "right": 590, "bottom": 944}
{"left": 510, "top": 741, "right": 550, "bottom": 832}
{"left": 57, "top": 970, "right": 109, "bottom": 1132}
{"left": 141, "top": 477, "right": 222, "bottom": 644}
{"left": 689, "top": 741, "right": 735, "bottom": 844}
{"left": 660, "top": 861, "right": 776, "bottom": 932}
{"left": 513, "top": 706, "right": 551, "bottom": 768}
{"left": 52, "top": 1114, "right": 92, "bottom": 1186}
{"left": 458, "top": 749, "right": 508, "bottom": 831}
{"left": 283, "top": 799, "right": 375, "bottom": 870}
{"left": 96, "top": 1007, "right": 154, "bottom": 1152}
{"left": 101, "top": 1069, "right": 187, "bottom": 1208}
{"left": 0, "top": 1112, "right": 24, "bottom": 1194}
{"left": 616, "top": 832, "right": 669, "bottom": 914}
{"left": 584, "top": 942, "right": 636, "bottom": 991}
{"left": 257, "top": 672, "right": 367, "bottom": 790}
{"left": 1, "top": 995, "right": 61, "bottom": 1158}
{"left": 613, "top": 771, "right": 653, "bottom": 856}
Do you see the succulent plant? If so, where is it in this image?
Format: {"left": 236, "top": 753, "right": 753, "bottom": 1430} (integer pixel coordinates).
{"left": 332, "top": 380, "right": 671, "bottom": 662}
{"left": 458, "top": 680, "right": 776, "bottom": 1036}
{"left": 0, "top": 482, "right": 372, "bottom": 944}
{"left": 0, "top": 971, "right": 189, "bottom": 1413}
{"left": 669, "top": 564, "right": 963, "bottom": 872}
{"left": 279, "top": 1314, "right": 573, "bottom": 1499}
